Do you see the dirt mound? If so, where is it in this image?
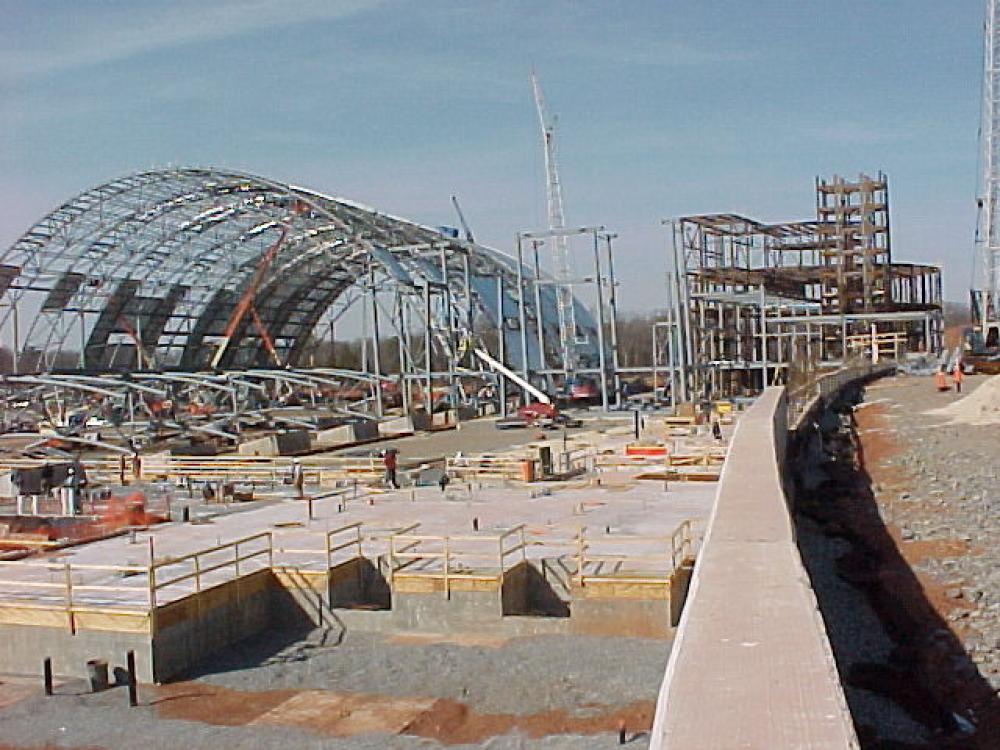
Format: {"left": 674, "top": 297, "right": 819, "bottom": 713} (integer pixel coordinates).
{"left": 927, "top": 374, "right": 1000, "bottom": 425}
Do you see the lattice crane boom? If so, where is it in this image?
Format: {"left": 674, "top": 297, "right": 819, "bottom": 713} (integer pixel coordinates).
{"left": 531, "top": 72, "right": 579, "bottom": 376}
{"left": 976, "top": 0, "right": 1000, "bottom": 332}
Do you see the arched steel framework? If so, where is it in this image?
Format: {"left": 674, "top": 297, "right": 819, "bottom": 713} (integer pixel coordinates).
{"left": 0, "top": 168, "right": 600, "bottom": 376}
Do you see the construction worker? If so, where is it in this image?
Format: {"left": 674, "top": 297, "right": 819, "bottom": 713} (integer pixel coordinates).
{"left": 952, "top": 361, "right": 965, "bottom": 394}
{"left": 935, "top": 367, "right": 948, "bottom": 392}
{"left": 711, "top": 419, "right": 723, "bottom": 442}
{"left": 291, "top": 458, "right": 305, "bottom": 498}
{"left": 383, "top": 448, "right": 399, "bottom": 489}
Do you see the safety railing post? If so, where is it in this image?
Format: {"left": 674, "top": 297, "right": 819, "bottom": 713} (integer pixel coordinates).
{"left": 388, "top": 536, "right": 396, "bottom": 584}
{"left": 147, "top": 559, "right": 157, "bottom": 636}
{"left": 443, "top": 537, "right": 451, "bottom": 600}
{"left": 63, "top": 564, "right": 75, "bottom": 634}
{"left": 193, "top": 556, "right": 201, "bottom": 593}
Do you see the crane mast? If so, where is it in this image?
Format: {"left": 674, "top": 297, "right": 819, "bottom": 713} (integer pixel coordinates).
{"left": 531, "top": 72, "right": 579, "bottom": 377}
{"left": 975, "top": 0, "right": 1000, "bottom": 345}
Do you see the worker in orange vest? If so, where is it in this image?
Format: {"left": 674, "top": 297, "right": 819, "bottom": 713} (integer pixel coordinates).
{"left": 952, "top": 361, "right": 965, "bottom": 394}
{"left": 935, "top": 368, "right": 948, "bottom": 392}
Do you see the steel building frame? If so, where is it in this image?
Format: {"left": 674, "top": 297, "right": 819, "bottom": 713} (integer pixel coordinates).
{"left": 663, "top": 174, "right": 944, "bottom": 400}
{"left": 0, "top": 168, "right": 606, "bottom": 406}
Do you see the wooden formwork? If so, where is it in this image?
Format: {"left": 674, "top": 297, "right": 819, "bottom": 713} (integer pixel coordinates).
{"left": 570, "top": 520, "right": 693, "bottom": 589}
{"left": 388, "top": 525, "right": 527, "bottom": 599}
{"left": 139, "top": 454, "right": 383, "bottom": 486}
{"left": 386, "top": 520, "right": 695, "bottom": 604}
{"left": 445, "top": 446, "right": 595, "bottom": 483}
{"left": 0, "top": 558, "right": 153, "bottom": 635}
{"left": 446, "top": 454, "right": 534, "bottom": 482}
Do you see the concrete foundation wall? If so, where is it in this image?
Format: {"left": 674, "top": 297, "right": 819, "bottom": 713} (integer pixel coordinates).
{"left": 238, "top": 435, "right": 279, "bottom": 456}
{"left": 313, "top": 421, "right": 379, "bottom": 449}
{"left": 238, "top": 430, "right": 311, "bottom": 456}
{"left": 391, "top": 578, "right": 503, "bottom": 630}
{"left": 500, "top": 562, "right": 530, "bottom": 615}
{"left": 152, "top": 568, "right": 275, "bottom": 682}
{"left": 271, "top": 568, "right": 329, "bottom": 629}
{"left": 410, "top": 412, "right": 432, "bottom": 431}
{"left": 0, "top": 623, "right": 152, "bottom": 682}
{"left": 669, "top": 562, "right": 694, "bottom": 627}
{"left": 0, "top": 554, "right": 690, "bottom": 685}
{"left": 378, "top": 416, "right": 415, "bottom": 436}
{"left": 570, "top": 581, "right": 672, "bottom": 639}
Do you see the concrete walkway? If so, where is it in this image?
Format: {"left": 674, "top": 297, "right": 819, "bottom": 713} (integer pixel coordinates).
{"left": 648, "top": 388, "right": 858, "bottom": 749}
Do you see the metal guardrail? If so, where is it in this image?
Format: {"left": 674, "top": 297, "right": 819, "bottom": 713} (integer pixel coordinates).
{"left": 151, "top": 531, "right": 273, "bottom": 602}
{"left": 0, "top": 454, "right": 386, "bottom": 488}
{"left": 445, "top": 447, "right": 596, "bottom": 482}
{"left": 786, "top": 362, "right": 896, "bottom": 429}
{"left": 386, "top": 520, "right": 694, "bottom": 595}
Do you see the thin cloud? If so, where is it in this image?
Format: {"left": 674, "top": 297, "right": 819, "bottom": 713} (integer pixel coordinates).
{"left": 574, "top": 38, "right": 755, "bottom": 67}
{"left": 1, "top": 0, "right": 385, "bottom": 82}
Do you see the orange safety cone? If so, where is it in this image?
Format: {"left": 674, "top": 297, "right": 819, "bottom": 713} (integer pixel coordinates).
{"left": 935, "top": 370, "right": 948, "bottom": 392}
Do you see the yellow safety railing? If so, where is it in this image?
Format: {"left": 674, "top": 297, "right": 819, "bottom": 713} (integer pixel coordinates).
{"left": 388, "top": 524, "right": 528, "bottom": 599}
{"left": 150, "top": 531, "right": 273, "bottom": 603}
{"left": 0, "top": 559, "right": 153, "bottom": 633}
{"left": 573, "top": 520, "right": 694, "bottom": 587}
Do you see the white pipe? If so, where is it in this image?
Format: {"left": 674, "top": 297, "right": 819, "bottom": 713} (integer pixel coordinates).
{"left": 473, "top": 348, "right": 551, "bottom": 405}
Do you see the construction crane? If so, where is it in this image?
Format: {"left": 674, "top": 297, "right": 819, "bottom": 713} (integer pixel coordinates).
{"left": 973, "top": 0, "right": 1000, "bottom": 353}
{"left": 531, "top": 71, "right": 579, "bottom": 379}
{"left": 211, "top": 224, "right": 290, "bottom": 368}
{"left": 450, "top": 195, "right": 475, "bottom": 243}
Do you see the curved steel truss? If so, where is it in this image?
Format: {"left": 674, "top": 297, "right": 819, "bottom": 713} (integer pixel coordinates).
{"left": 1, "top": 168, "right": 599, "bottom": 374}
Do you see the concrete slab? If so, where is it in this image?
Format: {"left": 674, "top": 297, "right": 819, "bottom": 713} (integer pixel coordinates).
{"left": 0, "top": 472, "right": 714, "bottom": 610}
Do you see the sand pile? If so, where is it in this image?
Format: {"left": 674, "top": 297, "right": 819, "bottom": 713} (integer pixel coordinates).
{"left": 928, "top": 374, "right": 1000, "bottom": 425}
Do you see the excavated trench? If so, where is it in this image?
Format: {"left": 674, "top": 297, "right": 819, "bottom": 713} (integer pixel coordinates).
{"left": 790, "top": 386, "right": 1000, "bottom": 749}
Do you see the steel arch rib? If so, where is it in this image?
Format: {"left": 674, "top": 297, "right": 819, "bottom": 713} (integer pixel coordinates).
{"left": 1, "top": 166, "right": 597, "bottom": 374}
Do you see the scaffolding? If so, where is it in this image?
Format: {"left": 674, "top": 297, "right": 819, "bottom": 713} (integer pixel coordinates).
{"left": 665, "top": 173, "right": 943, "bottom": 400}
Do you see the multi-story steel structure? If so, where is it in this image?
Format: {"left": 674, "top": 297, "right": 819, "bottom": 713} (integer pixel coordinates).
{"left": 662, "top": 173, "right": 943, "bottom": 400}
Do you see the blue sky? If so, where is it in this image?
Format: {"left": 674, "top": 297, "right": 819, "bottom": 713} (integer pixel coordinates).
{"left": 0, "top": 0, "right": 985, "bottom": 309}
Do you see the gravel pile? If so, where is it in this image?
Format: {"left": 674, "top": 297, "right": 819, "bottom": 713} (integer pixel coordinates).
{"left": 927, "top": 373, "right": 1000, "bottom": 425}
{"left": 875, "top": 377, "right": 1000, "bottom": 694}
